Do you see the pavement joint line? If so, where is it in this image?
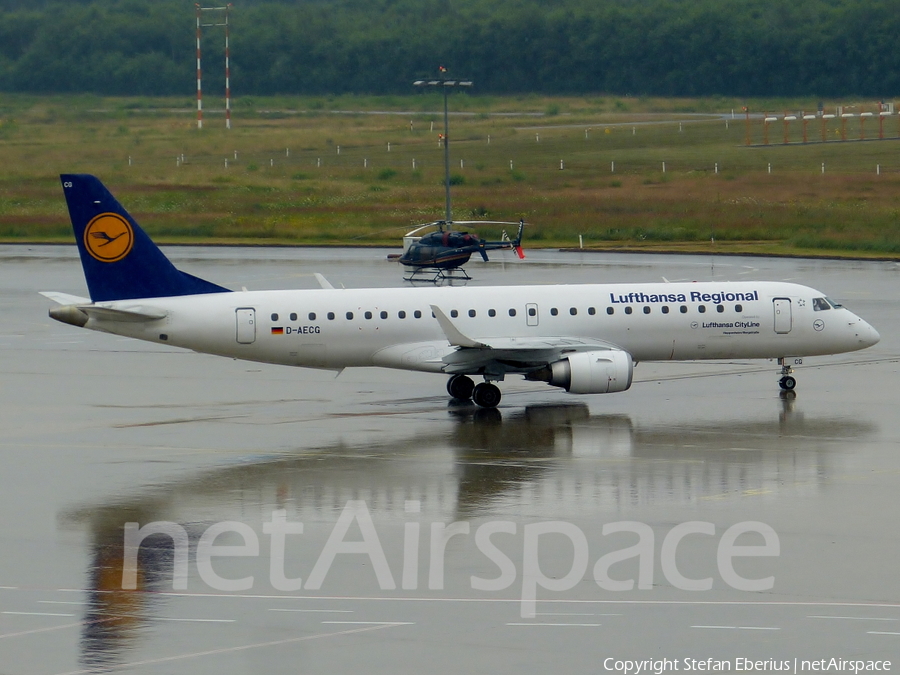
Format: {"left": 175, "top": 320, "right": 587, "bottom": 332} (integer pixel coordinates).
{"left": 149, "top": 617, "right": 236, "bottom": 623}
{"left": 0, "top": 622, "right": 82, "bottom": 640}
{"left": 807, "top": 615, "right": 897, "bottom": 621}
{"left": 49, "top": 623, "right": 401, "bottom": 675}
{"left": 129, "top": 594, "right": 900, "bottom": 608}
{"left": 2, "top": 612, "right": 75, "bottom": 617}
{"left": 269, "top": 608, "right": 354, "bottom": 613}
{"left": 691, "top": 625, "right": 780, "bottom": 630}
{"left": 321, "top": 621, "right": 414, "bottom": 625}
{"left": 868, "top": 631, "right": 900, "bottom": 636}
{"left": 738, "top": 626, "right": 780, "bottom": 630}
{"left": 692, "top": 625, "right": 737, "bottom": 629}
{"left": 507, "top": 623, "right": 602, "bottom": 627}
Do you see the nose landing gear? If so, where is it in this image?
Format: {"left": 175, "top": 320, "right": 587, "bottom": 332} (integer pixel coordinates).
{"left": 778, "top": 357, "right": 799, "bottom": 391}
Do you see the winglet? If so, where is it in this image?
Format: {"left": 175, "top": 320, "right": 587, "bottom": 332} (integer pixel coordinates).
{"left": 314, "top": 273, "right": 335, "bottom": 289}
{"left": 430, "top": 305, "right": 489, "bottom": 348}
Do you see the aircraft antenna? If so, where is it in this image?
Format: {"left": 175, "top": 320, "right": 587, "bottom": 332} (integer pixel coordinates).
{"left": 414, "top": 68, "right": 473, "bottom": 224}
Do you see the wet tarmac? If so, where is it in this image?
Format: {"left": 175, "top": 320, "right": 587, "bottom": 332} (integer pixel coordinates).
{"left": 1, "top": 245, "right": 899, "bottom": 674}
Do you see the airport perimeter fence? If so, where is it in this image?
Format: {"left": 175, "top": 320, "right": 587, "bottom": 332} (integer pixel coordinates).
{"left": 115, "top": 111, "right": 900, "bottom": 180}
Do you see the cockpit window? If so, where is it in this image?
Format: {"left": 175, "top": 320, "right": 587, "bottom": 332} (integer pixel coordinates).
{"left": 812, "top": 297, "right": 831, "bottom": 311}
{"left": 825, "top": 296, "right": 842, "bottom": 309}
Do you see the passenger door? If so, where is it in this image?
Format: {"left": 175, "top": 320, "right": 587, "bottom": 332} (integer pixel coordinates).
{"left": 526, "top": 303, "right": 539, "bottom": 327}
{"left": 236, "top": 308, "right": 256, "bottom": 344}
{"left": 773, "top": 298, "right": 792, "bottom": 334}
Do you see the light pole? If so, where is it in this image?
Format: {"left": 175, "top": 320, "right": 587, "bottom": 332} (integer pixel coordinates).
{"left": 414, "top": 67, "right": 473, "bottom": 224}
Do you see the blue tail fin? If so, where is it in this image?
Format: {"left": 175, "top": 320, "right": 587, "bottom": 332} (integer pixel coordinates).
{"left": 61, "top": 174, "right": 230, "bottom": 302}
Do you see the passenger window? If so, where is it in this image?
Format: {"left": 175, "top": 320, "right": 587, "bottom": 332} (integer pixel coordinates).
{"left": 662, "top": 306, "right": 669, "bottom": 314}
{"left": 698, "top": 305, "right": 706, "bottom": 313}
{"left": 625, "top": 307, "right": 633, "bottom": 315}
{"left": 399, "top": 310, "right": 407, "bottom": 319}
{"left": 680, "top": 306, "right": 688, "bottom": 313}
{"left": 643, "top": 306, "right": 650, "bottom": 314}
{"left": 528, "top": 308, "right": 536, "bottom": 317}
{"left": 570, "top": 307, "right": 577, "bottom": 316}
{"left": 365, "top": 311, "right": 373, "bottom": 320}
{"left": 550, "top": 308, "right": 559, "bottom": 316}
{"left": 468, "top": 309, "right": 476, "bottom": 317}
{"left": 450, "top": 310, "right": 459, "bottom": 318}
{"left": 606, "top": 307, "right": 614, "bottom": 315}
{"left": 716, "top": 305, "right": 724, "bottom": 313}
{"left": 346, "top": 311, "right": 354, "bottom": 320}
{"left": 735, "top": 304, "right": 742, "bottom": 313}
{"left": 271, "top": 313, "right": 279, "bottom": 321}
{"left": 290, "top": 313, "right": 298, "bottom": 321}
{"left": 509, "top": 308, "right": 517, "bottom": 317}
{"left": 813, "top": 297, "right": 831, "bottom": 311}
{"left": 309, "top": 312, "right": 316, "bottom": 320}
{"left": 414, "top": 310, "right": 422, "bottom": 319}
{"left": 488, "top": 309, "right": 496, "bottom": 317}
{"left": 588, "top": 307, "right": 596, "bottom": 315}
{"left": 380, "top": 311, "right": 388, "bottom": 319}
{"left": 327, "top": 312, "right": 335, "bottom": 320}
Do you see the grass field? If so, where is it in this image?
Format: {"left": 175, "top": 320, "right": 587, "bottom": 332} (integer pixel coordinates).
{"left": 1, "top": 93, "right": 899, "bottom": 257}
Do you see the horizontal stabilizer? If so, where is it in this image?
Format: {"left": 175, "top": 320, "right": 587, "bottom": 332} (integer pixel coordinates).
{"left": 40, "top": 291, "right": 91, "bottom": 305}
{"left": 81, "top": 305, "right": 168, "bottom": 322}
{"left": 46, "top": 298, "right": 168, "bottom": 328}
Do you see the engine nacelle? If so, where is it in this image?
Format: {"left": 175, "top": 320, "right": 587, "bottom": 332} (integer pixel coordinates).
{"left": 548, "top": 350, "right": 633, "bottom": 394}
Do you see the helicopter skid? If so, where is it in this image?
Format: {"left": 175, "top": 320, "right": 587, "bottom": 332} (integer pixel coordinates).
{"left": 403, "top": 266, "right": 472, "bottom": 284}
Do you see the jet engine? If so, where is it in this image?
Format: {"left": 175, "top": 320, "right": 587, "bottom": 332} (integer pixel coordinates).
{"left": 528, "top": 350, "right": 633, "bottom": 394}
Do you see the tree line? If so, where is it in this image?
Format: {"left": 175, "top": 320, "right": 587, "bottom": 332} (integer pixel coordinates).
{"left": 0, "top": 0, "right": 898, "bottom": 97}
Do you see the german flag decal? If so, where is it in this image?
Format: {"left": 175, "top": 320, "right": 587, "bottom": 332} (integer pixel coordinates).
{"left": 271, "top": 327, "right": 284, "bottom": 335}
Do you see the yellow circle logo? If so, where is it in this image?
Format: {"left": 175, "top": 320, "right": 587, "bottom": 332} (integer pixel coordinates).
{"left": 84, "top": 213, "right": 134, "bottom": 263}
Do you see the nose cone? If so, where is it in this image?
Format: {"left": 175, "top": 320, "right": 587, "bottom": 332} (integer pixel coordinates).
{"left": 856, "top": 318, "right": 880, "bottom": 349}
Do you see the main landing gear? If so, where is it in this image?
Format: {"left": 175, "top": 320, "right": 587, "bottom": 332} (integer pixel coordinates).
{"left": 777, "top": 357, "right": 798, "bottom": 391}
{"left": 447, "top": 374, "right": 502, "bottom": 408}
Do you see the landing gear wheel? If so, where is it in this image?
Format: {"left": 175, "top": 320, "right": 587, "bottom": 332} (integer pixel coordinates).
{"left": 447, "top": 374, "right": 475, "bottom": 400}
{"left": 472, "top": 382, "right": 502, "bottom": 408}
{"left": 779, "top": 375, "right": 797, "bottom": 391}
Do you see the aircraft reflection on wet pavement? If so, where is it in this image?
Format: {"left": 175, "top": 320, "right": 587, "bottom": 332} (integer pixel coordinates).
{"left": 64, "top": 400, "right": 875, "bottom": 670}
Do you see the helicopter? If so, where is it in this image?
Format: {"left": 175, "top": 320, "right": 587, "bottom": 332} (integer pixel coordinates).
{"left": 398, "top": 219, "right": 525, "bottom": 281}
{"left": 395, "top": 67, "right": 527, "bottom": 282}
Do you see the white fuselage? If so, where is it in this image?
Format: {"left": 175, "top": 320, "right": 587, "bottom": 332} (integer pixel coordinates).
{"left": 81, "top": 280, "right": 879, "bottom": 374}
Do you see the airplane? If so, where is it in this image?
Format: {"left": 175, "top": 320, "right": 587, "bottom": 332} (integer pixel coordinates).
{"left": 44, "top": 174, "right": 880, "bottom": 409}
{"left": 398, "top": 220, "right": 526, "bottom": 280}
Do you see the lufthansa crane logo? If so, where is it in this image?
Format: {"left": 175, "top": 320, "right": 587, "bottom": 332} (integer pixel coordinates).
{"left": 84, "top": 213, "right": 134, "bottom": 263}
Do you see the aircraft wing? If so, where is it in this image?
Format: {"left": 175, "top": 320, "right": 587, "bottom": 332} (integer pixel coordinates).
{"left": 429, "top": 305, "right": 624, "bottom": 374}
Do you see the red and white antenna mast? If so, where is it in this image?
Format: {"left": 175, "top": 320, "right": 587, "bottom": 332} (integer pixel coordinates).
{"left": 195, "top": 4, "right": 233, "bottom": 130}
{"left": 224, "top": 5, "right": 232, "bottom": 129}
{"left": 195, "top": 4, "right": 202, "bottom": 129}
